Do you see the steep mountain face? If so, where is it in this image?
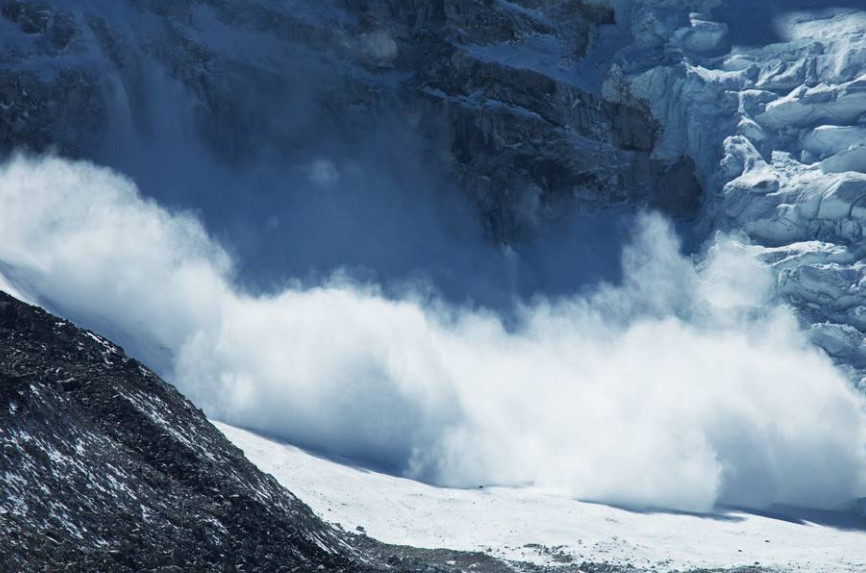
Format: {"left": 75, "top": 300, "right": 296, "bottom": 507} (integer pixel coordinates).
{"left": 0, "top": 0, "right": 701, "bottom": 241}
{"left": 0, "top": 290, "right": 367, "bottom": 572}
{"left": 5, "top": 0, "right": 864, "bottom": 388}
{"left": 2, "top": 0, "right": 866, "bottom": 430}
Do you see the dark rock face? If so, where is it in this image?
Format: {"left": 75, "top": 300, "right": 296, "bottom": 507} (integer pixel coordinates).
{"left": 650, "top": 156, "right": 702, "bottom": 219}
{"left": 0, "top": 1, "right": 104, "bottom": 154}
{"left": 0, "top": 291, "right": 371, "bottom": 572}
{"left": 0, "top": 0, "right": 702, "bottom": 243}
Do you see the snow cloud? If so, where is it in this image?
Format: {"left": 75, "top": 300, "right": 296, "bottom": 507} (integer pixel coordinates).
{"left": 1, "top": 154, "right": 865, "bottom": 513}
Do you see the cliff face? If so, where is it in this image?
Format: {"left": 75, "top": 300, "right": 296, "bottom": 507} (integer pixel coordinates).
{"left": 4, "top": 1, "right": 866, "bottom": 389}
{"left": 0, "top": 0, "right": 701, "bottom": 241}
{"left": 0, "top": 291, "right": 360, "bottom": 572}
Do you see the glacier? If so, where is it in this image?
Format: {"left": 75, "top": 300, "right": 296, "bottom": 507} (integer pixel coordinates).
{"left": 599, "top": 1, "right": 866, "bottom": 390}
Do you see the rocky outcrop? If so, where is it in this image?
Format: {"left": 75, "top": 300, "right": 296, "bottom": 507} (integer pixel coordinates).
{"left": 0, "top": 290, "right": 368, "bottom": 572}
{"left": 0, "top": 0, "right": 701, "bottom": 242}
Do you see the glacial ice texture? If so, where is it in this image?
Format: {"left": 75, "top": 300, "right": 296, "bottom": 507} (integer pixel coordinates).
{"left": 604, "top": 1, "right": 866, "bottom": 390}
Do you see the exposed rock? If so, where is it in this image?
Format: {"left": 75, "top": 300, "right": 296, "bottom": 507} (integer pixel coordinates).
{"left": 0, "top": 290, "right": 369, "bottom": 571}
{"left": 0, "top": 0, "right": 700, "bottom": 243}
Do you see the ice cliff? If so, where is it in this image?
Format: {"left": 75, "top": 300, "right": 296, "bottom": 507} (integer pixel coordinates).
{"left": 600, "top": 1, "right": 866, "bottom": 388}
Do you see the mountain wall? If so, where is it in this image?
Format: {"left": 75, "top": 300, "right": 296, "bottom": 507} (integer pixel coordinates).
{"left": 0, "top": 0, "right": 702, "bottom": 242}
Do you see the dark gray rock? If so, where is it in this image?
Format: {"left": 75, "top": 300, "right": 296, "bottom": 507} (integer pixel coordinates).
{"left": 0, "top": 0, "right": 702, "bottom": 243}
{"left": 650, "top": 155, "right": 703, "bottom": 219}
{"left": 0, "top": 291, "right": 371, "bottom": 572}
{"left": 0, "top": 299, "right": 16, "bottom": 327}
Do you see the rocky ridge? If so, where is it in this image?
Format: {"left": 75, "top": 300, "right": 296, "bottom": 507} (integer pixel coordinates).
{"left": 0, "top": 290, "right": 370, "bottom": 571}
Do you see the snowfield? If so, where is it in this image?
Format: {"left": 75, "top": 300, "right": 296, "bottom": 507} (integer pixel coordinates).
{"left": 216, "top": 422, "right": 866, "bottom": 573}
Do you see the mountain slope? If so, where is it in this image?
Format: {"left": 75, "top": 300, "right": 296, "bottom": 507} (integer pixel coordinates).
{"left": 2, "top": 2, "right": 866, "bottom": 571}
{"left": 0, "top": 290, "right": 367, "bottom": 572}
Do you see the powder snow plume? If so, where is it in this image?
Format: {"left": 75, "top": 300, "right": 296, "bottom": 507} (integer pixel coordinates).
{"left": 1, "top": 155, "right": 865, "bottom": 513}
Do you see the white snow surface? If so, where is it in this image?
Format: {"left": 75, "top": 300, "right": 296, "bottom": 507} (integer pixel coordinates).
{"left": 216, "top": 422, "right": 866, "bottom": 573}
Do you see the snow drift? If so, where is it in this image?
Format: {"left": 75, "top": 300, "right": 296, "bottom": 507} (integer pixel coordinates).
{"left": 1, "top": 155, "right": 865, "bottom": 513}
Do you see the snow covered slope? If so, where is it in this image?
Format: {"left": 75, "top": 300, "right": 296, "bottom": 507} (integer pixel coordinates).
{"left": 217, "top": 422, "right": 866, "bottom": 573}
